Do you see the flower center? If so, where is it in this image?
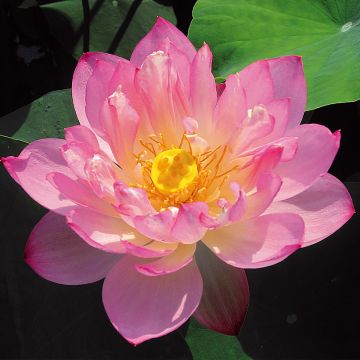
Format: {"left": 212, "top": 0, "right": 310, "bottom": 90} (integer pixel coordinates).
{"left": 151, "top": 148, "right": 198, "bottom": 195}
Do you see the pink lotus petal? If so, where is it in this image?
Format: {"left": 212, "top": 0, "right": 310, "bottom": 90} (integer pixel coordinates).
{"left": 62, "top": 125, "right": 100, "bottom": 179}
{"left": 203, "top": 213, "right": 304, "bottom": 268}
{"left": 114, "top": 181, "right": 155, "bottom": 217}
{"left": 238, "top": 58, "right": 274, "bottom": 109}
{"left": 194, "top": 243, "right": 249, "bottom": 335}
{"left": 130, "top": 17, "right": 196, "bottom": 67}
{"left": 135, "top": 51, "right": 185, "bottom": 142}
{"left": 190, "top": 43, "right": 217, "bottom": 135}
{"left": 231, "top": 105, "right": 275, "bottom": 154}
{"left": 100, "top": 87, "right": 139, "bottom": 169}
{"left": 212, "top": 73, "right": 247, "bottom": 144}
{"left": 25, "top": 211, "right": 120, "bottom": 285}
{"left": 171, "top": 203, "right": 208, "bottom": 243}
{"left": 102, "top": 256, "right": 202, "bottom": 345}
{"left": 122, "top": 240, "right": 177, "bottom": 259}
{"left": 254, "top": 98, "right": 290, "bottom": 145}
{"left": 85, "top": 59, "right": 117, "bottom": 138}
{"left": 72, "top": 52, "right": 120, "bottom": 158}
{"left": 201, "top": 183, "right": 247, "bottom": 228}
{"left": 84, "top": 153, "right": 118, "bottom": 200}
{"left": 135, "top": 243, "right": 196, "bottom": 276}
{"left": 245, "top": 173, "right": 282, "bottom": 219}
{"left": 133, "top": 207, "right": 178, "bottom": 242}
{"left": 275, "top": 124, "right": 340, "bottom": 200}
{"left": 72, "top": 52, "right": 120, "bottom": 130}
{"left": 2, "top": 139, "right": 75, "bottom": 215}
{"left": 267, "top": 56, "right": 306, "bottom": 130}
{"left": 67, "top": 207, "right": 141, "bottom": 254}
{"left": 266, "top": 173, "right": 355, "bottom": 246}
{"left": 238, "top": 145, "right": 283, "bottom": 192}
{"left": 65, "top": 125, "right": 100, "bottom": 150}
{"left": 47, "top": 172, "right": 116, "bottom": 216}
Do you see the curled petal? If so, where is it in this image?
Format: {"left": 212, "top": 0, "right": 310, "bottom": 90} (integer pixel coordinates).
{"left": 194, "top": 243, "right": 249, "bottom": 335}
{"left": 237, "top": 145, "right": 283, "bottom": 192}
{"left": 84, "top": 154, "right": 118, "bottom": 200}
{"left": 2, "top": 139, "right": 75, "bottom": 215}
{"left": 203, "top": 213, "right": 304, "bottom": 268}
{"left": 114, "top": 181, "right": 155, "bottom": 217}
{"left": 62, "top": 126, "right": 99, "bottom": 179}
{"left": 102, "top": 256, "right": 202, "bottom": 345}
{"left": 47, "top": 172, "right": 116, "bottom": 216}
{"left": 171, "top": 203, "right": 208, "bottom": 243}
{"left": 133, "top": 207, "right": 178, "bottom": 242}
{"left": 201, "top": 183, "right": 247, "bottom": 228}
{"left": 266, "top": 173, "right": 355, "bottom": 246}
{"left": 130, "top": 17, "right": 196, "bottom": 67}
{"left": 25, "top": 212, "right": 120, "bottom": 285}
{"left": 136, "top": 243, "right": 196, "bottom": 276}
{"left": 275, "top": 124, "right": 340, "bottom": 200}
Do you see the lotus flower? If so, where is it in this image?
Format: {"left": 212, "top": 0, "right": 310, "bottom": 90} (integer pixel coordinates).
{"left": 2, "top": 17, "right": 354, "bottom": 345}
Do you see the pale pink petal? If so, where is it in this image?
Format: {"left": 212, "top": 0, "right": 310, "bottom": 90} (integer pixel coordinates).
{"left": 84, "top": 153, "right": 118, "bottom": 200}
{"left": 190, "top": 43, "right": 217, "bottom": 135}
{"left": 135, "top": 51, "right": 185, "bottom": 142}
{"left": 240, "top": 136, "right": 298, "bottom": 162}
{"left": 123, "top": 240, "right": 177, "bottom": 259}
{"left": 231, "top": 105, "right": 275, "bottom": 154}
{"left": 238, "top": 59, "right": 274, "bottom": 108}
{"left": 254, "top": 98, "right": 290, "bottom": 144}
{"left": 66, "top": 207, "right": 174, "bottom": 257}
{"left": 133, "top": 207, "right": 178, "bottom": 242}
{"left": 236, "top": 146, "right": 283, "bottom": 192}
{"left": 267, "top": 56, "right": 306, "bottom": 130}
{"left": 202, "top": 213, "right": 304, "bottom": 268}
{"left": 130, "top": 17, "right": 196, "bottom": 67}
{"left": 62, "top": 125, "right": 100, "bottom": 179}
{"left": 108, "top": 58, "right": 137, "bottom": 99}
{"left": 136, "top": 243, "right": 196, "bottom": 276}
{"left": 65, "top": 125, "right": 100, "bottom": 150}
{"left": 100, "top": 88, "right": 139, "bottom": 169}
{"left": 85, "top": 59, "right": 116, "bottom": 137}
{"left": 245, "top": 173, "right": 282, "bottom": 219}
{"left": 2, "top": 139, "right": 75, "bottom": 215}
{"left": 171, "top": 203, "right": 208, "bottom": 243}
{"left": 275, "top": 125, "right": 340, "bottom": 200}
{"left": 266, "top": 173, "right": 354, "bottom": 247}
{"left": 194, "top": 243, "right": 249, "bottom": 335}
{"left": 72, "top": 52, "right": 120, "bottom": 130}
{"left": 25, "top": 211, "right": 120, "bottom": 285}
{"left": 201, "top": 183, "right": 247, "bottom": 228}
{"left": 114, "top": 181, "right": 155, "bottom": 217}
{"left": 72, "top": 52, "right": 121, "bottom": 158}
{"left": 165, "top": 40, "right": 191, "bottom": 95}
{"left": 47, "top": 172, "right": 116, "bottom": 216}
{"left": 66, "top": 207, "right": 133, "bottom": 253}
{"left": 102, "top": 256, "right": 202, "bottom": 345}
{"left": 212, "top": 73, "right": 247, "bottom": 144}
